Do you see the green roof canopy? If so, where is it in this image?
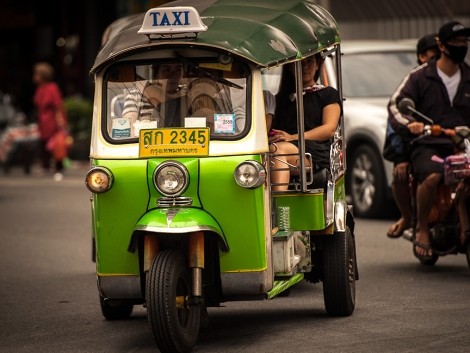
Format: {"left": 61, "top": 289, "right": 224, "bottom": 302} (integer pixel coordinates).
{"left": 91, "top": 0, "right": 340, "bottom": 74}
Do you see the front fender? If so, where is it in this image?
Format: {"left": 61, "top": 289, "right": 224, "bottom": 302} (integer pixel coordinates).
{"left": 131, "top": 208, "right": 228, "bottom": 251}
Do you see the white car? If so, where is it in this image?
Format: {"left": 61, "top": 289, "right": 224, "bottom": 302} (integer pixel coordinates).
{"left": 324, "top": 40, "right": 418, "bottom": 218}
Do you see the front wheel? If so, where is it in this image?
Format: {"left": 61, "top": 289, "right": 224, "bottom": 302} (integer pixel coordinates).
{"left": 322, "top": 227, "right": 356, "bottom": 316}
{"left": 146, "top": 250, "right": 200, "bottom": 353}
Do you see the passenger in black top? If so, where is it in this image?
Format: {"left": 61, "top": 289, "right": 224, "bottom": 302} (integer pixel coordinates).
{"left": 269, "top": 53, "right": 341, "bottom": 191}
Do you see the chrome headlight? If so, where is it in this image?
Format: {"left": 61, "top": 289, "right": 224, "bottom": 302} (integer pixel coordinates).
{"left": 234, "top": 160, "right": 266, "bottom": 188}
{"left": 154, "top": 161, "right": 189, "bottom": 196}
{"left": 85, "top": 167, "right": 113, "bottom": 193}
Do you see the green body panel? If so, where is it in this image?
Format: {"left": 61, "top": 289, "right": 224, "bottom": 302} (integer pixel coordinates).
{"left": 199, "top": 155, "right": 267, "bottom": 272}
{"left": 135, "top": 208, "right": 224, "bottom": 240}
{"left": 92, "top": 155, "right": 267, "bottom": 275}
{"left": 92, "top": 159, "right": 148, "bottom": 275}
{"left": 274, "top": 192, "right": 326, "bottom": 231}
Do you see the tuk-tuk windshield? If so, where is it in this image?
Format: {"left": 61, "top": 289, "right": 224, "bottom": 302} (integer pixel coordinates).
{"left": 104, "top": 57, "right": 249, "bottom": 142}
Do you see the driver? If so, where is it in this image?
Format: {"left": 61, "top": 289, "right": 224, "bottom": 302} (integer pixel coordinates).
{"left": 122, "top": 63, "right": 186, "bottom": 136}
{"left": 388, "top": 21, "right": 470, "bottom": 259}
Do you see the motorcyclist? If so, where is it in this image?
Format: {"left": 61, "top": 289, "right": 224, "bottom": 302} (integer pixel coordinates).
{"left": 384, "top": 33, "right": 439, "bottom": 239}
{"left": 388, "top": 21, "right": 470, "bottom": 259}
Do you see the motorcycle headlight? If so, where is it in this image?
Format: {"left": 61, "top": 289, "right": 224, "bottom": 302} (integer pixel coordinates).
{"left": 234, "top": 160, "right": 266, "bottom": 189}
{"left": 85, "top": 167, "right": 113, "bottom": 193}
{"left": 154, "top": 161, "right": 189, "bottom": 196}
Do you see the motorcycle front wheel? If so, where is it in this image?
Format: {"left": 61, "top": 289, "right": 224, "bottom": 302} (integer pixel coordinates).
{"left": 146, "top": 250, "right": 200, "bottom": 353}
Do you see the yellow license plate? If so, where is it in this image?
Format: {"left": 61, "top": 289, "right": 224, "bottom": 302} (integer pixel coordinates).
{"left": 139, "top": 128, "right": 209, "bottom": 158}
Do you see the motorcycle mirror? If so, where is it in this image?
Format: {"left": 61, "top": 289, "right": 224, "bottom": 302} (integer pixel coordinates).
{"left": 398, "top": 97, "right": 434, "bottom": 124}
{"left": 398, "top": 98, "right": 415, "bottom": 115}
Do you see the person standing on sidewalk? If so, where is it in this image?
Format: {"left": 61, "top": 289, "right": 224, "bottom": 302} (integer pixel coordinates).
{"left": 33, "top": 62, "right": 68, "bottom": 181}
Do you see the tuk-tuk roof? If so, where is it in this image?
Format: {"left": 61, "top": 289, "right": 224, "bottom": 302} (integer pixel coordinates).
{"left": 91, "top": 0, "right": 340, "bottom": 74}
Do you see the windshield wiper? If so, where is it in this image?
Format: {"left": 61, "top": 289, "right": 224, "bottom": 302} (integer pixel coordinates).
{"left": 175, "top": 53, "right": 243, "bottom": 90}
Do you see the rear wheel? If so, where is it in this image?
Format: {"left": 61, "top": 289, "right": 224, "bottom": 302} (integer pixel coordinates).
{"left": 99, "top": 296, "right": 133, "bottom": 320}
{"left": 347, "top": 144, "right": 386, "bottom": 218}
{"left": 466, "top": 243, "right": 470, "bottom": 269}
{"left": 146, "top": 250, "right": 200, "bottom": 353}
{"left": 322, "top": 227, "right": 356, "bottom": 316}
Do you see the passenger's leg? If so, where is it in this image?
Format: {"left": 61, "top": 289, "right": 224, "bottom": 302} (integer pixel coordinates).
{"left": 270, "top": 142, "right": 308, "bottom": 191}
{"left": 411, "top": 145, "right": 446, "bottom": 257}
{"left": 415, "top": 172, "right": 441, "bottom": 256}
{"left": 388, "top": 163, "right": 412, "bottom": 238}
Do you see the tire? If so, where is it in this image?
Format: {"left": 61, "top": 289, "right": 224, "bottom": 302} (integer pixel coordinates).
{"left": 322, "top": 227, "right": 356, "bottom": 316}
{"left": 347, "top": 144, "right": 386, "bottom": 218}
{"left": 146, "top": 250, "right": 200, "bottom": 353}
{"left": 99, "top": 296, "right": 133, "bottom": 320}
{"left": 466, "top": 243, "right": 470, "bottom": 269}
{"left": 417, "top": 254, "right": 439, "bottom": 266}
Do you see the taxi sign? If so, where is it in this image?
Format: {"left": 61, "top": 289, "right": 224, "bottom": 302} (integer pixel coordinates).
{"left": 138, "top": 6, "right": 207, "bottom": 35}
{"left": 139, "top": 128, "right": 209, "bottom": 158}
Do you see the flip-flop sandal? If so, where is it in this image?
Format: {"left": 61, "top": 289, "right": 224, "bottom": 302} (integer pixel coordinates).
{"left": 387, "top": 221, "right": 407, "bottom": 238}
{"left": 413, "top": 240, "right": 433, "bottom": 260}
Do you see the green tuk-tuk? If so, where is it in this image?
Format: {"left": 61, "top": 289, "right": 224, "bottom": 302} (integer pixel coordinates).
{"left": 86, "top": 1, "right": 357, "bottom": 352}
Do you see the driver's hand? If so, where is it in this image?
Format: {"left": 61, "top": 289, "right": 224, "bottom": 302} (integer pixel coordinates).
{"left": 407, "top": 121, "right": 424, "bottom": 135}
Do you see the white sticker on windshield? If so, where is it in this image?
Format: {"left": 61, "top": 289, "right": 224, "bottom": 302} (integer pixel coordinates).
{"left": 214, "top": 114, "right": 235, "bottom": 134}
{"left": 185, "top": 117, "right": 207, "bottom": 128}
{"left": 112, "top": 118, "right": 131, "bottom": 138}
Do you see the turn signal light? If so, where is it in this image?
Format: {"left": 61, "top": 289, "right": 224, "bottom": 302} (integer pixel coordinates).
{"left": 85, "top": 167, "right": 113, "bottom": 193}
{"left": 234, "top": 161, "right": 266, "bottom": 188}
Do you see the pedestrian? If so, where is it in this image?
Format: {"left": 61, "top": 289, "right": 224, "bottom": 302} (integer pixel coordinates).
{"left": 33, "top": 62, "right": 68, "bottom": 181}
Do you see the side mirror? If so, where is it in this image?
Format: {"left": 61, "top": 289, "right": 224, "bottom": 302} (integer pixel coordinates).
{"left": 398, "top": 98, "right": 415, "bottom": 115}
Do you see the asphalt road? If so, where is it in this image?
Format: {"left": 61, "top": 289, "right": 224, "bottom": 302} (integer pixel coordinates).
{"left": 1, "top": 163, "right": 470, "bottom": 353}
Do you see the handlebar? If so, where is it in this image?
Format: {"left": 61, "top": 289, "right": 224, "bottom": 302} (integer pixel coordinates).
{"left": 423, "top": 124, "right": 455, "bottom": 137}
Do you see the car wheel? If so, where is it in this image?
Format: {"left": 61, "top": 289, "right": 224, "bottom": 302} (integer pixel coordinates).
{"left": 347, "top": 144, "right": 386, "bottom": 218}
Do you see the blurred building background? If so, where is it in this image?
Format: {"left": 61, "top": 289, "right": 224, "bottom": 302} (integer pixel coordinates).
{"left": 0, "top": 0, "right": 469, "bottom": 117}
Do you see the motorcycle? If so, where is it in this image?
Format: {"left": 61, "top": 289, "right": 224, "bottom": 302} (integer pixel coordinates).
{"left": 398, "top": 98, "right": 470, "bottom": 267}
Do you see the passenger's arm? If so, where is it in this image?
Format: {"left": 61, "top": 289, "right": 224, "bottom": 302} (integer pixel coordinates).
{"left": 269, "top": 102, "right": 340, "bottom": 143}
{"left": 304, "top": 102, "right": 340, "bottom": 141}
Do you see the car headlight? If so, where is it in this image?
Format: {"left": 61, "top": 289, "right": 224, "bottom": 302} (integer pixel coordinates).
{"left": 85, "top": 167, "right": 113, "bottom": 193}
{"left": 154, "top": 161, "right": 189, "bottom": 196}
{"left": 234, "top": 161, "right": 266, "bottom": 188}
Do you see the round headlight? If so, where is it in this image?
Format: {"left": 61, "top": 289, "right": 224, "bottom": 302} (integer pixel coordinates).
{"left": 154, "top": 161, "right": 189, "bottom": 196}
{"left": 85, "top": 167, "right": 113, "bottom": 193}
{"left": 234, "top": 161, "right": 266, "bottom": 188}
